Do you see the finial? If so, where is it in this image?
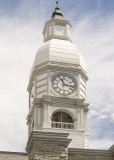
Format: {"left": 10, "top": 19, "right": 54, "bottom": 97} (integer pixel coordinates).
{"left": 51, "top": 1, "right": 63, "bottom": 18}
{"left": 56, "top": 1, "right": 58, "bottom": 8}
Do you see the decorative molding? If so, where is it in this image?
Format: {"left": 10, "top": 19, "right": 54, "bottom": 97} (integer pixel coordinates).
{"left": 26, "top": 131, "right": 71, "bottom": 153}
{"left": 37, "top": 77, "right": 47, "bottom": 83}
{"left": 36, "top": 83, "right": 47, "bottom": 89}
{"left": 27, "top": 61, "right": 88, "bottom": 92}
{"left": 68, "top": 148, "right": 112, "bottom": 156}
{"left": 37, "top": 89, "right": 47, "bottom": 95}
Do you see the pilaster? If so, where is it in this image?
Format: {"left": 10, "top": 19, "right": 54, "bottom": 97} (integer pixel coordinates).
{"left": 26, "top": 131, "right": 71, "bottom": 160}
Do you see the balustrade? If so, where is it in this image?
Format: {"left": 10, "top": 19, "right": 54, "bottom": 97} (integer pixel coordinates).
{"left": 51, "top": 121, "right": 75, "bottom": 129}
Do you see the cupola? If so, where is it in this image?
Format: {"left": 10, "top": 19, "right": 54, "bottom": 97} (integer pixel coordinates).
{"left": 43, "top": 1, "right": 72, "bottom": 42}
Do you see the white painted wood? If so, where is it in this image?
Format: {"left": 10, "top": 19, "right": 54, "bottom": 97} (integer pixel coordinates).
{"left": 55, "top": 25, "right": 65, "bottom": 35}
{"left": 77, "top": 108, "right": 80, "bottom": 125}
{"left": 78, "top": 74, "right": 80, "bottom": 98}
{"left": 37, "top": 73, "right": 47, "bottom": 81}
{"left": 80, "top": 108, "right": 84, "bottom": 125}
{"left": 80, "top": 77, "right": 86, "bottom": 86}
{"left": 36, "top": 91, "right": 47, "bottom": 98}
{"left": 34, "top": 107, "right": 38, "bottom": 130}
{"left": 44, "top": 104, "right": 48, "bottom": 122}
{"left": 27, "top": 15, "right": 89, "bottom": 149}
{"left": 47, "top": 70, "right": 50, "bottom": 95}
{"left": 30, "top": 39, "right": 87, "bottom": 77}
{"left": 37, "top": 85, "right": 47, "bottom": 93}
{"left": 49, "top": 25, "right": 52, "bottom": 36}
{"left": 38, "top": 108, "right": 41, "bottom": 125}
{"left": 80, "top": 84, "right": 86, "bottom": 93}
{"left": 37, "top": 79, "right": 47, "bottom": 87}
{"left": 85, "top": 112, "right": 88, "bottom": 129}
{"left": 80, "top": 90, "right": 86, "bottom": 98}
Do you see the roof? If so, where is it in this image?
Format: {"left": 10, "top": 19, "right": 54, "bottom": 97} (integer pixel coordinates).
{"left": 0, "top": 151, "right": 28, "bottom": 156}
{"left": 30, "top": 39, "right": 86, "bottom": 78}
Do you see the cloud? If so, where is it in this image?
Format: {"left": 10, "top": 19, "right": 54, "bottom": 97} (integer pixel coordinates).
{"left": 88, "top": 110, "right": 100, "bottom": 119}
{"left": 98, "top": 114, "right": 108, "bottom": 119}
{"left": 111, "top": 113, "right": 114, "bottom": 121}
{"left": 89, "top": 139, "right": 114, "bottom": 150}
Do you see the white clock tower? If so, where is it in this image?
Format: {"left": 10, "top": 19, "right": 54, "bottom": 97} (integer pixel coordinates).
{"left": 26, "top": 2, "right": 89, "bottom": 159}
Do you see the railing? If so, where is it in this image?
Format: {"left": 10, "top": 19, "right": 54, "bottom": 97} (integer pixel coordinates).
{"left": 51, "top": 122, "right": 75, "bottom": 129}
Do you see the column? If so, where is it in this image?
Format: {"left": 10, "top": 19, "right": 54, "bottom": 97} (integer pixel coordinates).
{"left": 43, "top": 100, "right": 51, "bottom": 128}
{"left": 28, "top": 121, "right": 31, "bottom": 138}
{"left": 38, "top": 107, "right": 41, "bottom": 125}
{"left": 34, "top": 107, "right": 38, "bottom": 130}
{"left": 77, "top": 105, "right": 84, "bottom": 130}
{"left": 84, "top": 109, "right": 89, "bottom": 130}
{"left": 80, "top": 107, "right": 84, "bottom": 125}
{"left": 77, "top": 107, "right": 80, "bottom": 125}
{"left": 78, "top": 74, "right": 80, "bottom": 98}
{"left": 47, "top": 70, "right": 50, "bottom": 95}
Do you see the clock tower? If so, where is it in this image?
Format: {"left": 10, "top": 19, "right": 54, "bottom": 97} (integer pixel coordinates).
{"left": 26, "top": 2, "right": 89, "bottom": 159}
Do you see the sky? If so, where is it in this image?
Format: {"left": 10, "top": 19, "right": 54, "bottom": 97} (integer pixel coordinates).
{"left": 0, "top": 0, "right": 114, "bottom": 152}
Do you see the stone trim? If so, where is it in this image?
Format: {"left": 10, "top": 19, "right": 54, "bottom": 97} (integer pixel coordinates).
{"left": 109, "top": 144, "right": 114, "bottom": 152}
{"left": 26, "top": 130, "right": 71, "bottom": 153}
{"left": 68, "top": 148, "right": 112, "bottom": 156}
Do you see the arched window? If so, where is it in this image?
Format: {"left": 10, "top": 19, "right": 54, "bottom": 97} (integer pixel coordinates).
{"left": 51, "top": 111, "right": 74, "bottom": 129}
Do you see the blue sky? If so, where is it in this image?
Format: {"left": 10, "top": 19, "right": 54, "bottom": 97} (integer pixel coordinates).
{"left": 0, "top": 0, "right": 114, "bottom": 152}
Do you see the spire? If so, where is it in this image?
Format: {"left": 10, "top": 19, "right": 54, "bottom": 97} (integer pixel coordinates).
{"left": 56, "top": 1, "right": 59, "bottom": 10}
{"left": 51, "top": 1, "right": 63, "bottom": 19}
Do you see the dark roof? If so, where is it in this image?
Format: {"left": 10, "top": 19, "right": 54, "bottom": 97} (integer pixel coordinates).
{"left": 0, "top": 151, "right": 28, "bottom": 156}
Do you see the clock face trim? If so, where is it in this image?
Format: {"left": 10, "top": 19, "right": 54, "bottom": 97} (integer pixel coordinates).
{"left": 51, "top": 73, "right": 77, "bottom": 96}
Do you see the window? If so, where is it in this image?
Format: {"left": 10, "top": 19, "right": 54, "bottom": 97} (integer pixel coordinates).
{"left": 55, "top": 25, "right": 65, "bottom": 36}
{"left": 45, "top": 30, "right": 47, "bottom": 38}
{"left": 51, "top": 112, "right": 73, "bottom": 123}
{"left": 68, "top": 28, "right": 70, "bottom": 37}
{"left": 51, "top": 111, "right": 74, "bottom": 129}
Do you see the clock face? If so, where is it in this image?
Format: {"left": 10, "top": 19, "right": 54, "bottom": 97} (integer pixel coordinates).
{"left": 51, "top": 74, "right": 76, "bottom": 95}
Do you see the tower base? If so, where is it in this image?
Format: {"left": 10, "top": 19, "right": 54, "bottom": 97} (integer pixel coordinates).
{"left": 26, "top": 131, "right": 71, "bottom": 160}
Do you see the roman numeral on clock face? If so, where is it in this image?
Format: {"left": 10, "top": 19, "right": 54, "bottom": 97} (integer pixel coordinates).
{"left": 54, "top": 86, "right": 59, "bottom": 89}
{"left": 52, "top": 74, "right": 76, "bottom": 95}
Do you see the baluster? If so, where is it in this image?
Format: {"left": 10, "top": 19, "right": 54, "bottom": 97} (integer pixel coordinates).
{"left": 61, "top": 122, "right": 64, "bottom": 128}
{"left": 54, "top": 122, "right": 56, "bottom": 128}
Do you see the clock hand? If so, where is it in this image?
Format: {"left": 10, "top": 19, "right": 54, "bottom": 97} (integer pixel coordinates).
{"left": 70, "top": 85, "right": 74, "bottom": 88}
{"left": 63, "top": 83, "right": 74, "bottom": 88}
{"left": 61, "top": 78, "right": 63, "bottom": 82}
{"left": 64, "top": 83, "right": 69, "bottom": 86}
{"left": 61, "top": 78, "right": 64, "bottom": 89}
{"left": 61, "top": 78, "right": 65, "bottom": 85}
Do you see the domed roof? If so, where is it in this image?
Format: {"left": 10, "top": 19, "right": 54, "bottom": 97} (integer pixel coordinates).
{"left": 30, "top": 39, "right": 86, "bottom": 77}
{"left": 51, "top": 1, "right": 63, "bottom": 19}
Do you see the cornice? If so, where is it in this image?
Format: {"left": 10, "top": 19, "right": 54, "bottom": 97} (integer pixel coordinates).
{"left": 34, "top": 95, "right": 89, "bottom": 108}
{"left": 43, "top": 19, "right": 72, "bottom": 34}
{"left": 44, "top": 35, "right": 72, "bottom": 43}
{"left": 26, "top": 96, "right": 89, "bottom": 124}
{"left": 26, "top": 131, "right": 71, "bottom": 153}
{"left": 68, "top": 148, "right": 112, "bottom": 156}
{"left": 27, "top": 62, "right": 88, "bottom": 91}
